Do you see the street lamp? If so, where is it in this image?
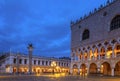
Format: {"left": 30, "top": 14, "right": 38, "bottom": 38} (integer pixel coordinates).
{"left": 51, "top": 61, "right": 56, "bottom": 74}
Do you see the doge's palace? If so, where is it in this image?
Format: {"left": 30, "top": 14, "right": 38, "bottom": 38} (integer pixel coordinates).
{"left": 70, "top": 0, "right": 120, "bottom": 76}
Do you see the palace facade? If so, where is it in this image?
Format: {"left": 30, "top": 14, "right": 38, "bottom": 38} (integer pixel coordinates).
{"left": 70, "top": 0, "right": 120, "bottom": 76}
{"left": 0, "top": 53, "right": 70, "bottom": 74}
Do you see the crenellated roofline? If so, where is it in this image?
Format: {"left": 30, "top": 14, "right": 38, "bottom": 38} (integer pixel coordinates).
{"left": 70, "top": 0, "right": 118, "bottom": 27}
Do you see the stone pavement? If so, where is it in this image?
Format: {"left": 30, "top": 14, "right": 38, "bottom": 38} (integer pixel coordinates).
{"left": 0, "top": 74, "right": 120, "bottom": 81}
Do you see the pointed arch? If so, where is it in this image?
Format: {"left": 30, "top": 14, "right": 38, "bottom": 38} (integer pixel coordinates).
{"left": 89, "top": 63, "right": 97, "bottom": 74}
{"left": 72, "top": 64, "right": 78, "bottom": 75}
{"left": 110, "top": 15, "right": 120, "bottom": 31}
{"left": 80, "top": 64, "right": 87, "bottom": 75}
{"left": 115, "top": 61, "right": 120, "bottom": 76}
{"left": 82, "top": 29, "right": 90, "bottom": 40}
{"left": 100, "top": 47, "right": 106, "bottom": 59}
{"left": 101, "top": 62, "right": 111, "bottom": 75}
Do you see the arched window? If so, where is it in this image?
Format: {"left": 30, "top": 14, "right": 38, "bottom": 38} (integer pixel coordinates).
{"left": 82, "top": 29, "right": 90, "bottom": 40}
{"left": 110, "top": 15, "right": 120, "bottom": 31}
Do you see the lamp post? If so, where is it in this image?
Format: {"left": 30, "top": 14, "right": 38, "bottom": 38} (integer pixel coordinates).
{"left": 51, "top": 61, "right": 56, "bottom": 74}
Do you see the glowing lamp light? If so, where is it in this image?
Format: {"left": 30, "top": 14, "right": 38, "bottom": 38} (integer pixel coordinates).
{"left": 51, "top": 61, "right": 57, "bottom": 74}
{"left": 51, "top": 61, "right": 56, "bottom": 67}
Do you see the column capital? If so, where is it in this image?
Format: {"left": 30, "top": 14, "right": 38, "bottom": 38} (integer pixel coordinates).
{"left": 111, "top": 65, "right": 115, "bottom": 69}
{"left": 28, "top": 43, "right": 34, "bottom": 51}
{"left": 112, "top": 46, "right": 115, "bottom": 58}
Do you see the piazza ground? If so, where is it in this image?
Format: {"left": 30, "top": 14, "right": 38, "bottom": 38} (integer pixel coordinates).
{"left": 0, "top": 74, "right": 120, "bottom": 81}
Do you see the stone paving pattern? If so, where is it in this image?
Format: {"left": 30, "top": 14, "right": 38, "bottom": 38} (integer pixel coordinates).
{"left": 0, "top": 75, "right": 120, "bottom": 81}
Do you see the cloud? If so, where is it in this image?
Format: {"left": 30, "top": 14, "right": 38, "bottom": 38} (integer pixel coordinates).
{"left": 0, "top": 0, "right": 108, "bottom": 57}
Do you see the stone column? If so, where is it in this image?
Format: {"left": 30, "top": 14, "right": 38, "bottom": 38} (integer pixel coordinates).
{"left": 87, "top": 66, "right": 89, "bottom": 75}
{"left": 83, "top": 52, "right": 85, "bottom": 61}
{"left": 98, "top": 49, "right": 101, "bottom": 60}
{"left": 92, "top": 50, "right": 95, "bottom": 60}
{"left": 9, "top": 66, "right": 13, "bottom": 73}
{"left": 22, "top": 59, "right": 24, "bottom": 65}
{"left": 78, "top": 65, "right": 80, "bottom": 75}
{"left": 112, "top": 45, "right": 115, "bottom": 58}
{"left": 78, "top": 53, "right": 80, "bottom": 62}
{"left": 70, "top": 69, "right": 73, "bottom": 74}
{"left": 105, "top": 48, "right": 107, "bottom": 59}
{"left": 72, "top": 53, "right": 75, "bottom": 61}
{"left": 28, "top": 44, "right": 33, "bottom": 74}
{"left": 75, "top": 54, "right": 78, "bottom": 61}
{"left": 40, "top": 60, "right": 42, "bottom": 65}
{"left": 81, "top": 54, "right": 83, "bottom": 61}
{"left": 87, "top": 51, "right": 90, "bottom": 60}
{"left": 111, "top": 68, "right": 114, "bottom": 76}
{"left": 97, "top": 67, "right": 100, "bottom": 73}
{"left": 76, "top": 51, "right": 78, "bottom": 61}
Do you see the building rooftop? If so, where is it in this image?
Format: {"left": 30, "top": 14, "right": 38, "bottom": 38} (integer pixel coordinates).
{"left": 70, "top": 0, "right": 118, "bottom": 27}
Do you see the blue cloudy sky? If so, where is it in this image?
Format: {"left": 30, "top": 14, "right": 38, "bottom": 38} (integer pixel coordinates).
{"left": 0, "top": 0, "right": 108, "bottom": 57}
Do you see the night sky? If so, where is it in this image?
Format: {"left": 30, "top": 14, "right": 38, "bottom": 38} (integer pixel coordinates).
{"left": 0, "top": 0, "right": 108, "bottom": 57}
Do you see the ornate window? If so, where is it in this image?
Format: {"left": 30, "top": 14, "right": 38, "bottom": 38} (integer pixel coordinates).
{"left": 110, "top": 15, "right": 120, "bottom": 31}
{"left": 82, "top": 29, "right": 90, "bottom": 40}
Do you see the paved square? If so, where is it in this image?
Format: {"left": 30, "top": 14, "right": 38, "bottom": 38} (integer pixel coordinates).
{"left": 0, "top": 74, "right": 120, "bottom": 81}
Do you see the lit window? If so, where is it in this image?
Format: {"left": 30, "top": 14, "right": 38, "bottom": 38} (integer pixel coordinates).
{"left": 116, "top": 45, "right": 120, "bottom": 50}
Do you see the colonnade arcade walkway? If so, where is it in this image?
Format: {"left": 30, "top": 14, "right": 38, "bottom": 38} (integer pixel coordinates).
{"left": 70, "top": 38, "right": 120, "bottom": 76}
